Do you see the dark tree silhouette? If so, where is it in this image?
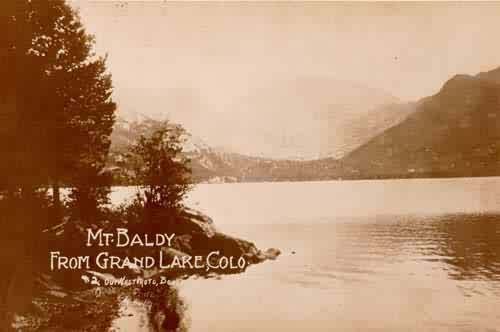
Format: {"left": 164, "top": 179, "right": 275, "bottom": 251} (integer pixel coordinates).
{"left": 1, "top": 0, "right": 116, "bottom": 219}
{"left": 0, "top": 0, "right": 115, "bottom": 320}
{"left": 127, "top": 121, "right": 192, "bottom": 221}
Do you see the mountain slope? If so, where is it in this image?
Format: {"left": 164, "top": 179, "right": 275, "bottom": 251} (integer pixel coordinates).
{"left": 108, "top": 118, "right": 345, "bottom": 183}
{"left": 341, "top": 67, "right": 500, "bottom": 178}
{"left": 336, "top": 101, "right": 415, "bottom": 158}
{"left": 217, "top": 76, "right": 401, "bottom": 159}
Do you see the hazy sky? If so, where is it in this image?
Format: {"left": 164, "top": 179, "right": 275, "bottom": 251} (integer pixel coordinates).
{"left": 70, "top": 1, "right": 500, "bottom": 155}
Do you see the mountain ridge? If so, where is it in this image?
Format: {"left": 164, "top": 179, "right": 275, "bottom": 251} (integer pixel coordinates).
{"left": 109, "top": 66, "right": 500, "bottom": 183}
{"left": 341, "top": 66, "right": 500, "bottom": 179}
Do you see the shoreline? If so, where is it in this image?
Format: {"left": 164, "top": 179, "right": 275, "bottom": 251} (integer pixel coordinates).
{"left": 9, "top": 208, "right": 280, "bottom": 331}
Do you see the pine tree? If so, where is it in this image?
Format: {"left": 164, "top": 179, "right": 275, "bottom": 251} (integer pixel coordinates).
{"left": 1, "top": 0, "right": 116, "bottom": 220}
{"left": 1, "top": 0, "right": 116, "bottom": 316}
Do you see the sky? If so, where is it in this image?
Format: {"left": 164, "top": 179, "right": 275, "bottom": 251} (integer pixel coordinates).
{"left": 70, "top": 1, "right": 500, "bottom": 156}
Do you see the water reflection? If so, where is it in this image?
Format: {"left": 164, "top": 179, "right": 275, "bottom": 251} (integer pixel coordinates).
{"left": 354, "top": 213, "right": 500, "bottom": 282}
{"left": 181, "top": 213, "right": 500, "bottom": 332}
{"left": 181, "top": 180, "right": 500, "bottom": 331}
{"left": 426, "top": 214, "right": 500, "bottom": 281}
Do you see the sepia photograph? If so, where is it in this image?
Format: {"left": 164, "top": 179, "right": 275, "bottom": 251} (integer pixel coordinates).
{"left": 1, "top": 1, "right": 500, "bottom": 331}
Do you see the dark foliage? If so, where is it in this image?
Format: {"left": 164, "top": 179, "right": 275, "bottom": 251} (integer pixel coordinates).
{"left": 125, "top": 121, "right": 192, "bottom": 225}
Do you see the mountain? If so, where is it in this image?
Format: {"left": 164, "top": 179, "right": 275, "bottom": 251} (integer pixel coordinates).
{"left": 107, "top": 118, "right": 345, "bottom": 183}
{"left": 120, "top": 77, "right": 405, "bottom": 160}
{"left": 341, "top": 66, "right": 500, "bottom": 179}
{"left": 109, "top": 76, "right": 416, "bottom": 182}
{"left": 110, "top": 67, "right": 500, "bottom": 183}
{"left": 477, "top": 67, "right": 500, "bottom": 83}
{"left": 107, "top": 118, "right": 230, "bottom": 184}
{"left": 219, "top": 76, "right": 401, "bottom": 159}
{"left": 336, "top": 101, "right": 415, "bottom": 158}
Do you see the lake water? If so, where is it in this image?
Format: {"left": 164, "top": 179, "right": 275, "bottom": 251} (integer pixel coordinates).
{"left": 112, "top": 177, "right": 500, "bottom": 331}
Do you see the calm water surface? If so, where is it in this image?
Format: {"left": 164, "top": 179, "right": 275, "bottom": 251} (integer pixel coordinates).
{"left": 112, "top": 178, "right": 500, "bottom": 331}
